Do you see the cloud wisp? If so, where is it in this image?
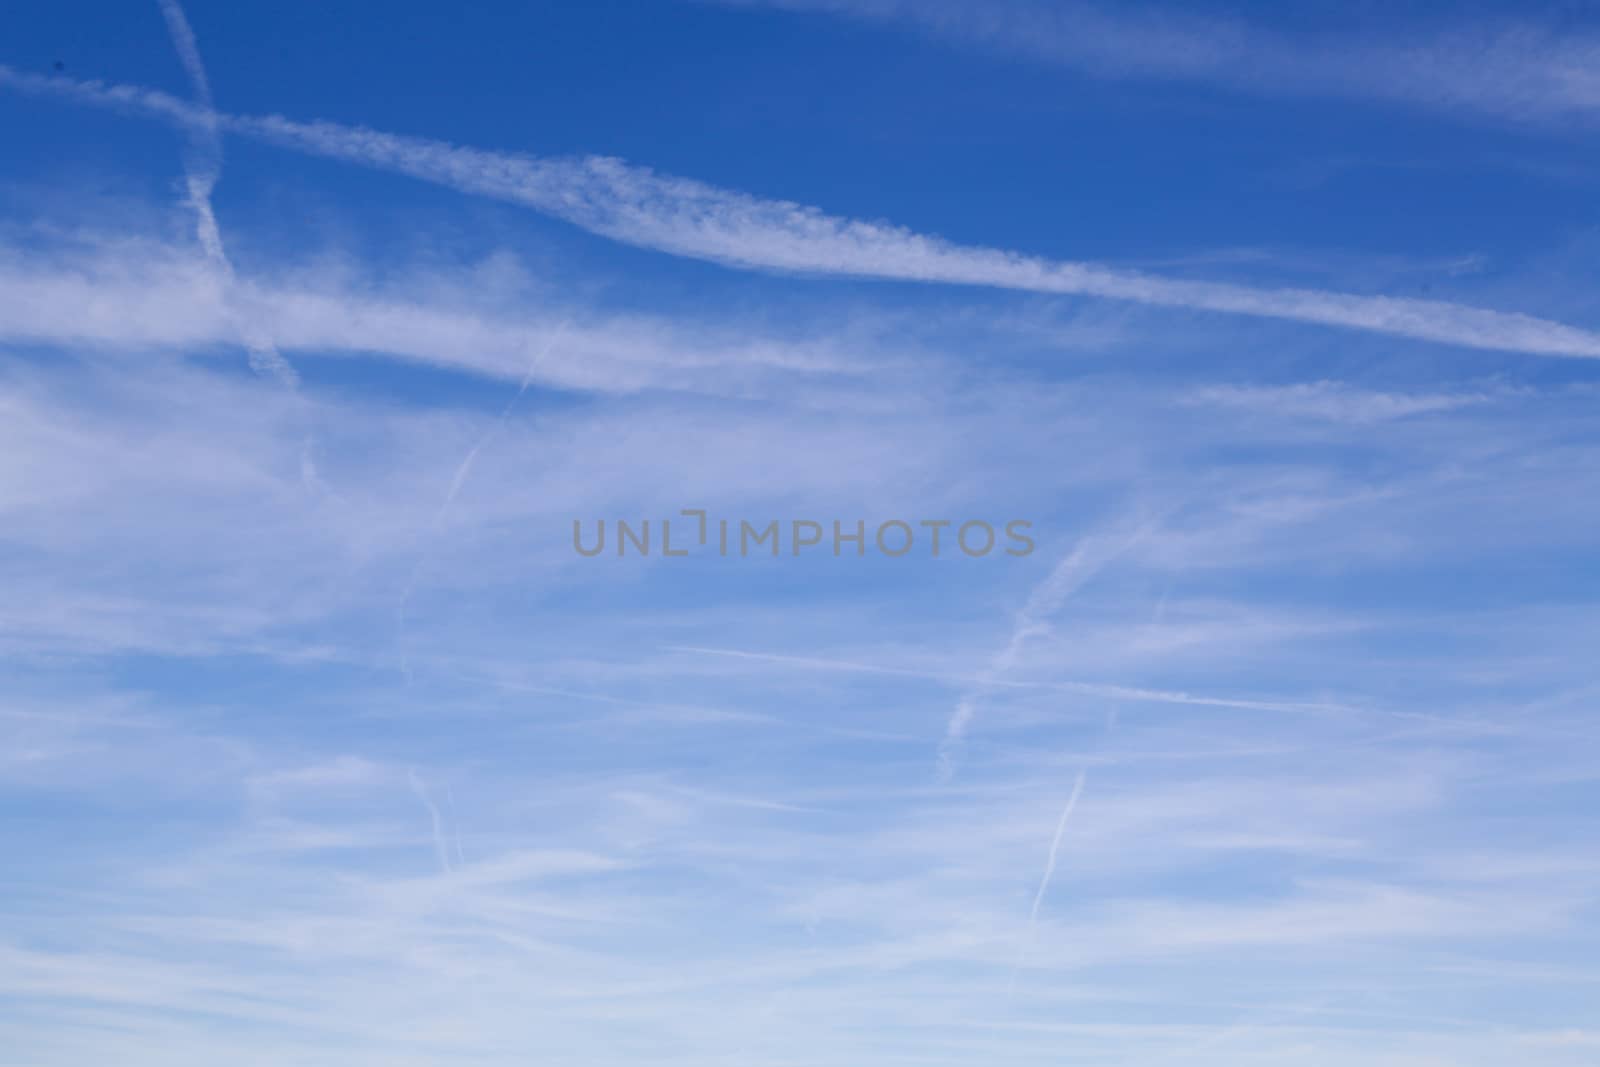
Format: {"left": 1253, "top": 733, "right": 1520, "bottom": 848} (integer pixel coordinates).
{"left": 0, "top": 232, "right": 875, "bottom": 396}
{"left": 939, "top": 518, "right": 1160, "bottom": 778}
{"left": 1030, "top": 768, "right": 1087, "bottom": 925}
{"left": 719, "top": 0, "right": 1600, "bottom": 127}
{"left": 153, "top": 1, "right": 298, "bottom": 387}
{"left": 6, "top": 64, "right": 1600, "bottom": 360}
{"left": 1008, "top": 766, "right": 1090, "bottom": 993}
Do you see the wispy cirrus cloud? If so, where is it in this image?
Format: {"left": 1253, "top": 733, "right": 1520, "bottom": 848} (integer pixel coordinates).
{"left": 5, "top": 16, "right": 1600, "bottom": 1060}
{"left": 1185, "top": 380, "right": 1496, "bottom": 422}
{"left": 7, "top": 327, "right": 1600, "bottom": 1063}
{"left": 0, "top": 231, "right": 881, "bottom": 395}
{"left": 716, "top": 0, "right": 1600, "bottom": 126}
{"left": 5, "top": 64, "right": 1600, "bottom": 359}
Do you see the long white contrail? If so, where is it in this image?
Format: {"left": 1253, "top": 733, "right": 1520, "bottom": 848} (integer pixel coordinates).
{"left": 151, "top": 4, "right": 297, "bottom": 387}
{"left": 6, "top": 64, "right": 1600, "bottom": 360}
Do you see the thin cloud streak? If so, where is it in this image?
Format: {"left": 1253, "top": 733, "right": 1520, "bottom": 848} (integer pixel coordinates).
{"left": 668, "top": 645, "right": 1372, "bottom": 719}
{"left": 1007, "top": 767, "right": 1090, "bottom": 992}
{"left": 0, "top": 237, "right": 864, "bottom": 395}
{"left": 1030, "top": 768, "right": 1087, "bottom": 924}
{"left": 940, "top": 519, "right": 1158, "bottom": 777}
{"left": 407, "top": 769, "right": 453, "bottom": 875}
{"left": 721, "top": 0, "right": 1600, "bottom": 126}
{"left": 397, "top": 322, "right": 567, "bottom": 681}
{"left": 6, "top": 65, "right": 1600, "bottom": 359}
{"left": 153, "top": 1, "right": 298, "bottom": 387}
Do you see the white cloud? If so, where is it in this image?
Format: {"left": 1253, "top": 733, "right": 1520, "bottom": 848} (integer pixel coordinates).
{"left": 155, "top": 0, "right": 298, "bottom": 387}
{"left": 6, "top": 64, "right": 1600, "bottom": 359}
{"left": 719, "top": 0, "right": 1600, "bottom": 126}
{"left": 1185, "top": 380, "right": 1495, "bottom": 422}
{"left": 0, "top": 231, "right": 883, "bottom": 395}
{"left": 2, "top": 56, "right": 1598, "bottom": 1059}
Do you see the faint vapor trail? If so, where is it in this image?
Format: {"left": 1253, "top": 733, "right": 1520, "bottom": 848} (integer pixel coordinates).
{"left": 395, "top": 324, "right": 566, "bottom": 681}
{"left": 938, "top": 516, "right": 1161, "bottom": 779}
{"left": 408, "top": 769, "right": 453, "bottom": 875}
{"left": 1007, "top": 768, "right": 1088, "bottom": 995}
{"left": 435, "top": 323, "right": 567, "bottom": 523}
{"left": 155, "top": 0, "right": 298, "bottom": 387}
{"left": 1030, "top": 769, "right": 1086, "bottom": 923}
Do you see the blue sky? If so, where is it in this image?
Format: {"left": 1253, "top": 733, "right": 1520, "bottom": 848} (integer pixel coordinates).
{"left": 3, "top": 1, "right": 1600, "bottom": 1063}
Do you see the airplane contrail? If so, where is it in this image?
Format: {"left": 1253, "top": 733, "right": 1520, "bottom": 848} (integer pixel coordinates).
{"left": 152, "top": 2, "right": 298, "bottom": 387}
{"left": 6, "top": 64, "right": 1600, "bottom": 360}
